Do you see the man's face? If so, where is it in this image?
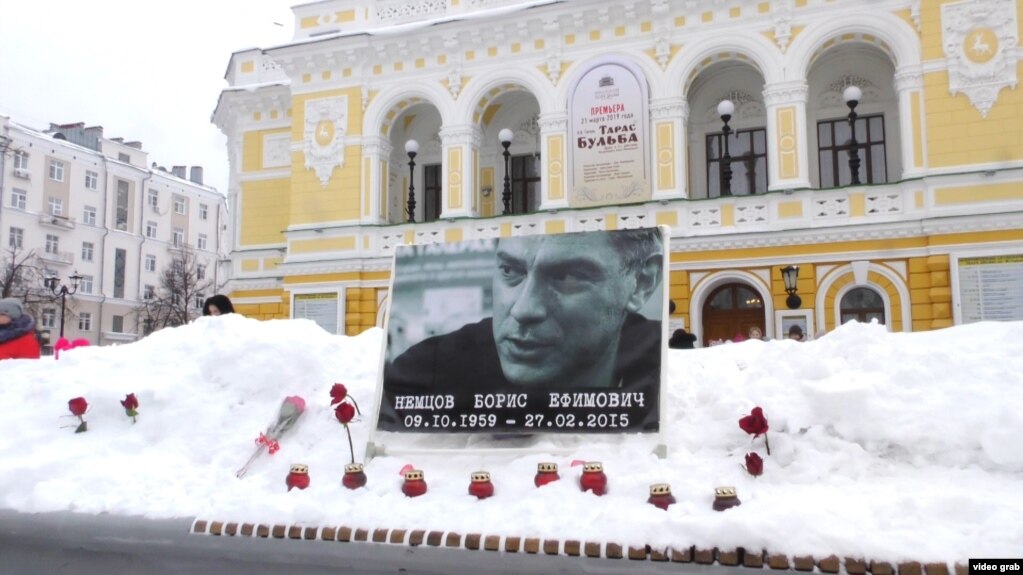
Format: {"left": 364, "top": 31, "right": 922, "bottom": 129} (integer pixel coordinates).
{"left": 491, "top": 234, "right": 636, "bottom": 387}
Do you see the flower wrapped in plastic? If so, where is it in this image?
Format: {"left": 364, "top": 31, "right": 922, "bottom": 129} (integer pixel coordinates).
{"left": 236, "top": 395, "right": 306, "bottom": 478}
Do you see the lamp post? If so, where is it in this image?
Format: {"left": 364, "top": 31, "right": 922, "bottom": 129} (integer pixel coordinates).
{"left": 843, "top": 85, "right": 862, "bottom": 185}
{"left": 45, "top": 271, "right": 83, "bottom": 339}
{"left": 405, "top": 139, "right": 419, "bottom": 223}
{"left": 717, "top": 100, "right": 735, "bottom": 196}
{"left": 781, "top": 265, "right": 801, "bottom": 309}
{"left": 499, "top": 128, "right": 514, "bottom": 215}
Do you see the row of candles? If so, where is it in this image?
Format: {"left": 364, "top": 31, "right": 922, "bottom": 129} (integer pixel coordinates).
{"left": 285, "top": 461, "right": 742, "bottom": 511}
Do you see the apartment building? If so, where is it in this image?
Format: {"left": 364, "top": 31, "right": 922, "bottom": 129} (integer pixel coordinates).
{"left": 213, "top": 0, "right": 1023, "bottom": 343}
{"left": 0, "top": 116, "right": 227, "bottom": 351}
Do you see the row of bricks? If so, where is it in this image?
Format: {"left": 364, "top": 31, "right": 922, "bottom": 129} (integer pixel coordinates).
{"left": 190, "top": 519, "right": 966, "bottom": 573}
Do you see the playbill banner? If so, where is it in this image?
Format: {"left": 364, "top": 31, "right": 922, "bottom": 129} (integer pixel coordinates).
{"left": 569, "top": 58, "right": 650, "bottom": 208}
{"left": 377, "top": 228, "right": 668, "bottom": 434}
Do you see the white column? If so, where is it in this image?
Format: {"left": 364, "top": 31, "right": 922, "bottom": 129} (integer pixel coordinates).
{"left": 360, "top": 136, "right": 391, "bottom": 224}
{"left": 895, "top": 67, "right": 925, "bottom": 179}
{"left": 649, "top": 96, "right": 688, "bottom": 200}
{"left": 763, "top": 81, "right": 811, "bottom": 191}
{"left": 538, "top": 112, "right": 568, "bottom": 211}
{"left": 438, "top": 124, "right": 480, "bottom": 219}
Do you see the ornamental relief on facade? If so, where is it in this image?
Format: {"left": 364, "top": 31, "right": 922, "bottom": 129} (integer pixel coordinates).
{"left": 303, "top": 96, "right": 348, "bottom": 186}
{"left": 942, "top": 0, "right": 1019, "bottom": 117}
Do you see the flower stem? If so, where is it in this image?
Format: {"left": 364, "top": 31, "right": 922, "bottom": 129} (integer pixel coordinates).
{"left": 350, "top": 397, "right": 361, "bottom": 416}
{"left": 344, "top": 423, "right": 355, "bottom": 464}
{"left": 764, "top": 433, "right": 771, "bottom": 456}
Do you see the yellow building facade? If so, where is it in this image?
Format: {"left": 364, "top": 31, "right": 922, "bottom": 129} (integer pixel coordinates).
{"left": 213, "top": 0, "right": 1023, "bottom": 343}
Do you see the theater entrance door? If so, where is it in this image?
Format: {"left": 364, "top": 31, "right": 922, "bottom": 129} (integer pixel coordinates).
{"left": 701, "top": 282, "right": 765, "bottom": 346}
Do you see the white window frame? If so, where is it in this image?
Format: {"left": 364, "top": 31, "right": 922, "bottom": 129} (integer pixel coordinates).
{"left": 148, "top": 189, "right": 159, "bottom": 208}
{"left": 199, "top": 203, "right": 209, "bottom": 220}
{"left": 80, "top": 275, "right": 94, "bottom": 294}
{"left": 8, "top": 227, "right": 23, "bottom": 249}
{"left": 197, "top": 233, "right": 207, "bottom": 250}
{"left": 146, "top": 221, "right": 158, "bottom": 239}
{"left": 145, "top": 255, "right": 157, "bottom": 272}
{"left": 41, "top": 308, "right": 57, "bottom": 329}
{"left": 45, "top": 234, "right": 59, "bottom": 254}
{"left": 13, "top": 150, "right": 29, "bottom": 171}
{"left": 83, "top": 206, "right": 97, "bottom": 225}
{"left": 78, "top": 312, "right": 92, "bottom": 331}
{"left": 174, "top": 196, "right": 186, "bottom": 215}
{"left": 48, "top": 197, "right": 63, "bottom": 216}
{"left": 85, "top": 170, "right": 98, "bottom": 190}
{"left": 82, "top": 242, "right": 94, "bottom": 262}
{"left": 11, "top": 189, "right": 27, "bottom": 210}
{"left": 173, "top": 228, "right": 184, "bottom": 247}
{"left": 48, "top": 159, "right": 65, "bottom": 182}
{"left": 143, "top": 285, "right": 156, "bottom": 300}
{"left": 197, "top": 264, "right": 206, "bottom": 280}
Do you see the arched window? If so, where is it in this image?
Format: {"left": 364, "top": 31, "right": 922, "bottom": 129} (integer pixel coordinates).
{"left": 840, "top": 287, "right": 885, "bottom": 325}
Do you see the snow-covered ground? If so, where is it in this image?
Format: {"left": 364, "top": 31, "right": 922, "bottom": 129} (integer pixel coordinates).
{"left": 1, "top": 314, "right": 1020, "bottom": 564}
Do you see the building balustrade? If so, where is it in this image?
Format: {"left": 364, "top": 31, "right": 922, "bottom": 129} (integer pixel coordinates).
{"left": 233, "top": 171, "right": 1008, "bottom": 279}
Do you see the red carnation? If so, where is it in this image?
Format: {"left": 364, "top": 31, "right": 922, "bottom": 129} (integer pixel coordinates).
{"left": 329, "top": 383, "right": 348, "bottom": 405}
{"left": 739, "top": 407, "right": 769, "bottom": 437}
{"left": 67, "top": 397, "right": 88, "bottom": 433}
{"left": 739, "top": 406, "right": 771, "bottom": 455}
{"left": 68, "top": 397, "right": 88, "bottom": 416}
{"left": 745, "top": 452, "right": 764, "bottom": 477}
{"left": 330, "top": 384, "right": 361, "bottom": 464}
{"left": 121, "top": 393, "right": 139, "bottom": 423}
{"left": 335, "top": 402, "right": 356, "bottom": 424}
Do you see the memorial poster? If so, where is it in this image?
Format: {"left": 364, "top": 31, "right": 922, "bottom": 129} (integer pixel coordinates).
{"left": 377, "top": 228, "right": 667, "bottom": 434}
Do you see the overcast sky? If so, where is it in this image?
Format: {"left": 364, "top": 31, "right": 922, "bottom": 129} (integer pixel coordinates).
{"left": 0, "top": 0, "right": 297, "bottom": 195}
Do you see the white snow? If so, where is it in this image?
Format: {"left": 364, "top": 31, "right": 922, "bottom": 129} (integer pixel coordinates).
{"left": 1, "top": 314, "right": 1021, "bottom": 564}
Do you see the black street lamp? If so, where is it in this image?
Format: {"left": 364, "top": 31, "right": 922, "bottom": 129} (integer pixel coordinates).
{"left": 717, "top": 99, "right": 735, "bottom": 196}
{"left": 499, "top": 128, "right": 513, "bottom": 215}
{"left": 45, "top": 271, "right": 83, "bottom": 339}
{"left": 843, "top": 85, "right": 862, "bottom": 185}
{"left": 781, "top": 265, "right": 801, "bottom": 310}
{"left": 405, "top": 139, "right": 419, "bottom": 223}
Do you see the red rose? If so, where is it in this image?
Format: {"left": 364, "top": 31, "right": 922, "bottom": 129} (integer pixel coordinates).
{"left": 121, "top": 393, "right": 139, "bottom": 410}
{"left": 329, "top": 383, "right": 348, "bottom": 405}
{"left": 68, "top": 397, "right": 88, "bottom": 417}
{"left": 745, "top": 452, "right": 764, "bottom": 477}
{"left": 739, "top": 407, "right": 769, "bottom": 438}
{"left": 335, "top": 402, "right": 355, "bottom": 424}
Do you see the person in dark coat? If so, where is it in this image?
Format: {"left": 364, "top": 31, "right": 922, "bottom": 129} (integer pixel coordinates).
{"left": 668, "top": 328, "right": 696, "bottom": 349}
{"left": 0, "top": 298, "right": 41, "bottom": 360}
{"left": 202, "top": 294, "right": 236, "bottom": 316}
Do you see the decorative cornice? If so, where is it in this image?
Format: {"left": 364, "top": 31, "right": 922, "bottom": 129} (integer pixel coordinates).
{"left": 439, "top": 124, "right": 481, "bottom": 147}
{"left": 362, "top": 136, "right": 393, "bottom": 157}
{"left": 762, "top": 82, "right": 808, "bottom": 106}
{"left": 274, "top": 258, "right": 393, "bottom": 276}
{"left": 670, "top": 212, "right": 1023, "bottom": 254}
{"left": 893, "top": 67, "right": 924, "bottom": 92}
{"left": 537, "top": 113, "right": 567, "bottom": 132}
{"left": 649, "top": 98, "right": 687, "bottom": 120}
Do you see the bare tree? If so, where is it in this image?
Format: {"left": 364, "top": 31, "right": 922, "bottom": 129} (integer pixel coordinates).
{"left": 136, "top": 245, "right": 214, "bottom": 334}
{"left": 0, "top": 246, "right": 55, "bottom": 318}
